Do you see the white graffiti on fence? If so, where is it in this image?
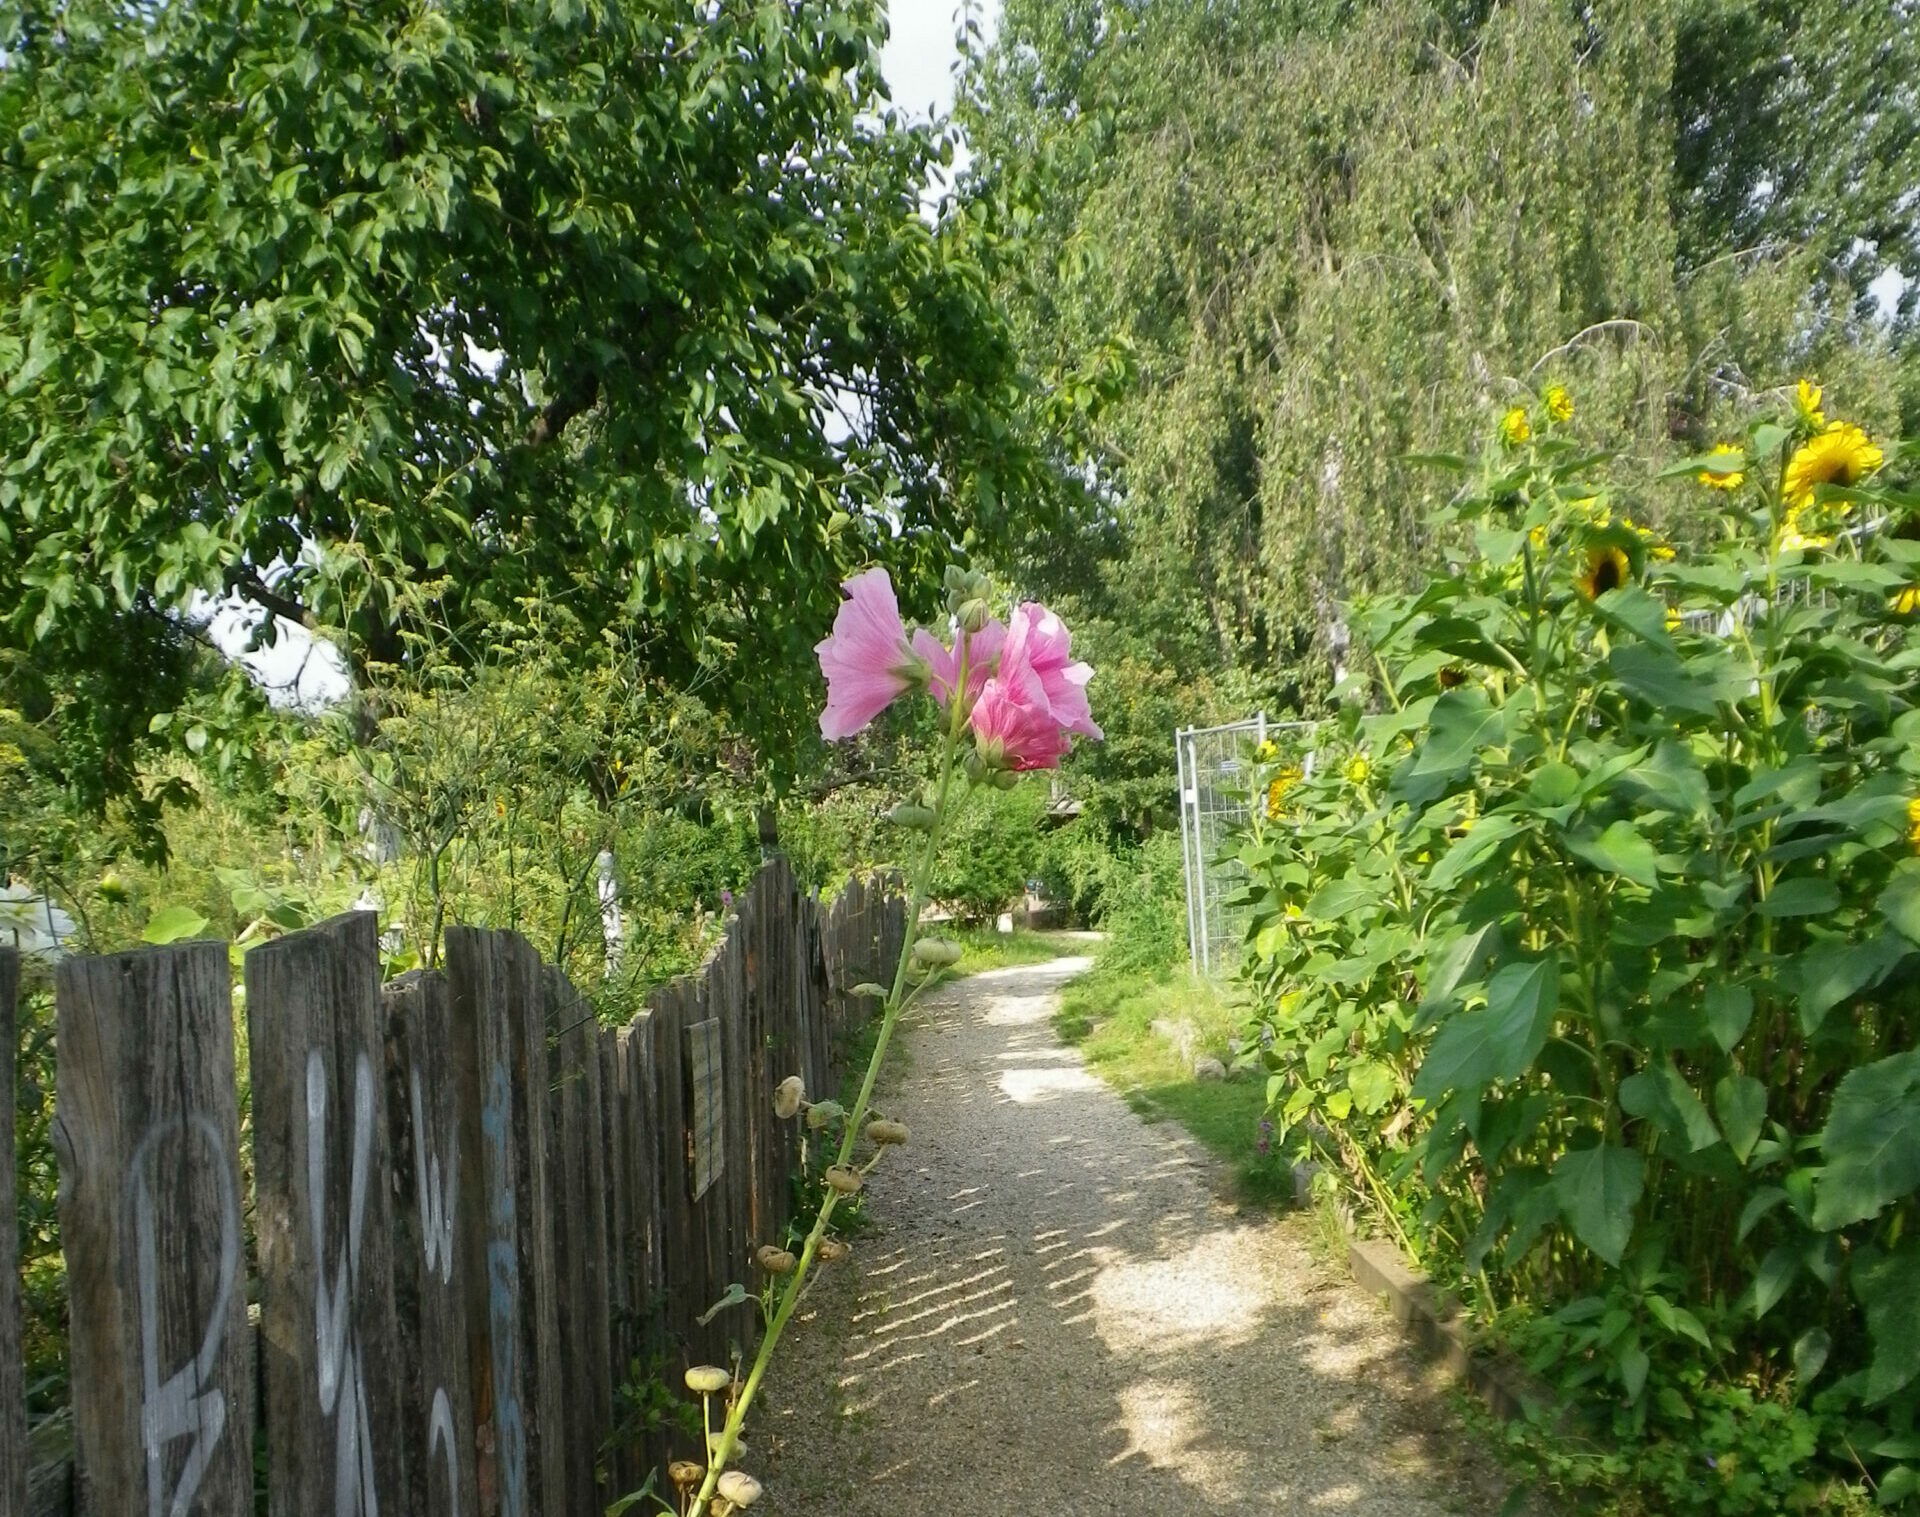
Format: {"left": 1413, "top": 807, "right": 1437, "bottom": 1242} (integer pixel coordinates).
{"left": 480, "top": 1058, "right": 529, "bottom": 1517}
{"left": 429, "top": 1387, "right": 461, "bottom": 1517}
{"left": 308, "top": 1048, "right": 380, "bottom": 1517}
{"left": 414, "top": 1061, "right": 463, "bottom": 1513}
{"left": 132, "top": 1114, "right": 242, "bottom": 1517}
{"left": 410, "top": 1067, "right": 457, "bottom": 1286}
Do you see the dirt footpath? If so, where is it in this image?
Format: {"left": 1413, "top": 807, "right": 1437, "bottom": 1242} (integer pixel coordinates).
{"left": 751, "top": 956, "right": 1510, "bottom": 1516}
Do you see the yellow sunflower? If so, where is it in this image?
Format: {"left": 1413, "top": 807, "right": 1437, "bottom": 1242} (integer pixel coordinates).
{"left": 1794, "top": 379, "right": 1826, "bottom": 430}
{"left": 1909, "top": 795, "right": 1920, "bottom": 852}
{"left": 1620, "top": 515, "right": 1676, "bottom": 561}
{"left": 1345, "top": 755, "right": 1371, "bottom": 785}
{"left": 1255, "top": 738, "right": 1278, "bottom": 762}
{"left": 1527, "top": 524, "right": 1548, "bottom": 553}
{"left": 1697, "top": 443, "right": 1745, "bottom": 491}
{"left": 1780, "top": 513, "right": 1831, "bottom": 554}
{"left": 1576, "top": 545, "right": 1632, "bottom": 599}
{"left": 1664, "top": 607, "right": 1683, "bottom": 633}
{"left": 1785, "top": 422, "right": 1883, "bottom": 508}
{"left": 1545, "top": 385, "right": 1574, "bottom": 424}
{"left": 1502, "top": 407, "right": 1532, "bottom": 446}
{"left": 1267, "top": 766, "right": 1302, "bottom": 820}
{"left": 1437, "top": 664, "right": 1468, "bottom": 689}
{"left": 1893, "top": 586, "right": 1920, "bottom": 616}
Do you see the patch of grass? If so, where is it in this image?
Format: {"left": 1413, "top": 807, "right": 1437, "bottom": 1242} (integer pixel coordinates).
{"left": 942, "top": 925, "right": 1088, "bottom": 975}
{"left": 1053, "top": 959, "right": 1293, "bottom": 1206}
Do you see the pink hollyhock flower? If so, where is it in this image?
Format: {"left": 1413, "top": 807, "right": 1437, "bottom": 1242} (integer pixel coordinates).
{"left": 815, "top": 568, "right": 925, "bottom": 740}
{"left": 911, "top": 619, "right": 1008, "bottom": 710}
{"left": 970, "top": 667, "right": 1071, "bottom": 772}
{"left": 1001, "top": 603, "right": 1102, "bottom": 741}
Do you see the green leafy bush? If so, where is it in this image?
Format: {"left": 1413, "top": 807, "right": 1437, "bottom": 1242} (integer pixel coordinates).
{"left": 1234, "top": 384, "right": 1919, "bottom": 1510}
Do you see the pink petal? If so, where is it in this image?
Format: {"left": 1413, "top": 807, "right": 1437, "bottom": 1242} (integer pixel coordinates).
{"left": 815, "top": 568, "right": 919, "bottom": 740}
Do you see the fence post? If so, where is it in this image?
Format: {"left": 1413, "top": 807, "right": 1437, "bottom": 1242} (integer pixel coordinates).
{"left": 53, "top": 940, "right": 253, "bottom": 1517}
{"left": 246, "top": 911, "right": 410, "bottom": 1517}
{"left": 1, "top": 948, "right": 22, "bottom": 1517}
{"left": 384, "top": 969, "right": 481, "bottom": 1517}
{"left": 444, "top": 927, "right": 568, "bottom": 1517}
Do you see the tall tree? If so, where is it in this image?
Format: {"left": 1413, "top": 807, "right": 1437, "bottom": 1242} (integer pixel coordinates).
{"left": 0, "top": 0, "right": 1091, "bottom": 797}
{"left": 961, "top": 0, "right": 1913, "bottom": 706}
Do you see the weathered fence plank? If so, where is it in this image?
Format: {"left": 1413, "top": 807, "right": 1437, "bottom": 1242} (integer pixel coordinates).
{"left": 384, "top": 969, "right": 482, "bottom": 1517}
{"left": 247, "top": 910, "right": 410, "bottom": 1517}
{"left": 54, "top": 940, "right": 253, "bottom": 1517}
{"left": 444, "top": 927, "right": 569, "bottom": 1517}
{"left": 2, "top": 948, "right": 24, "bottom": 1517}
{"left": 546, "top": 971, "right": 614, "bottom": 1516}
{"left": 32, "top": 861, "right": 901, "bottom": 1514}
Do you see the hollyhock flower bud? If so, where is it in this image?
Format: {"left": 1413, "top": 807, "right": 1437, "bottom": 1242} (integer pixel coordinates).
{"left": 815, "top": 569, "right": 927, "bottom": 740}
{"left": 911, "top": 938, "right": 961, "bottom": 967}
{"left": 818, "top": 1237, "right": 851, "bottom": 1262}
{"left": 865, "top": 1119, "right": 909, "bottom": 1146}
{"left": 825, "top": 1165, "right": 863, "bottom": 1195}
{"left": 670, "top": 1461, "right": 705, "bottom": 1489}
{"left": 756, "top": 1245, "right": 796, "bottom": 1275}
{"left": 773, "top": 1076, "right": 805, "bottom": 1120}
{"left": 718, "top": 1471, "right": 764, "bottom": 1507}
{"left": 806, "top": 1100, "right": 845, "bottom": 1131}
{"left": 887, "top": 802, "right": 937, "bottom": 830}
{"left": 685, "top": 1366, "right": 731, "bottom": 1395}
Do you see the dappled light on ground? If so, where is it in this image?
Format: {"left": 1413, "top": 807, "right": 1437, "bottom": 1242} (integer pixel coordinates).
{"left": 755, "top": 958, "right": 1505, "bottom": 1515}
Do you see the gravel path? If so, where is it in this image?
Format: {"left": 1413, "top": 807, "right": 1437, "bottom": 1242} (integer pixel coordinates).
{"left": 752, "top": 957, "right": 1509, "bottom": 1516}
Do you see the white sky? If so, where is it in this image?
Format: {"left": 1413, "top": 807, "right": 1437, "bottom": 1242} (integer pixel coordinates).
{"left": 880, "top": 0, "right": 1000, "bottom": 122}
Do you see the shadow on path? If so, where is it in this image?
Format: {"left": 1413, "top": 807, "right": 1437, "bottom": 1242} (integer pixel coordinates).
{"left": 755, "top": 958, "right": 1505, "bottom": 1516}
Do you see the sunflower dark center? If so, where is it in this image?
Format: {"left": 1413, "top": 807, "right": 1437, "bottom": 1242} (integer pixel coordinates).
{"left": 1594, "top": 556, "right": 1623, "bottom": 594}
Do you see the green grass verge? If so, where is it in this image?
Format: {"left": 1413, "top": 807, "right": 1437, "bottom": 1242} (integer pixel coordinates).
{"left": 1052, "top": 959, "right": 1293, "bottom": 1206}
{"left": 943, "top": 925, "right": 1090, "bottom": 975}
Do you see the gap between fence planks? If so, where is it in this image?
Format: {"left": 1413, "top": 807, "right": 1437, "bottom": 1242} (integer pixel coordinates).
{"left": 23, "top": 856, "right": 904, "bottom": 1517}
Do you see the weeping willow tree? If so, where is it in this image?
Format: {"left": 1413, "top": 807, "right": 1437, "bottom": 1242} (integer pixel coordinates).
{"left": 963, "top": 0, "right": 1916, "bottom": 705}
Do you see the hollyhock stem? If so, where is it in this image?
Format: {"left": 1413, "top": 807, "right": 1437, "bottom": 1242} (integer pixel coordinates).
{"left": 686, "top": 639, "right": 974, "bottom": 1517}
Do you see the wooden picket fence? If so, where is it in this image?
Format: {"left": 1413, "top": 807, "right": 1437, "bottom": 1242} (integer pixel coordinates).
{"left": 1, "top": 856, "right": 905, "bottom": 1517}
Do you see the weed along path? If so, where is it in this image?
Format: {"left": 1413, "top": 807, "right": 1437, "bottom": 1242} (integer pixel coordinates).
{"left": 753, "top": 956, "right": 1508, "bottom": 1515}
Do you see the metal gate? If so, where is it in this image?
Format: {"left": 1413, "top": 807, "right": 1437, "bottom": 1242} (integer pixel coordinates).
{"left": 1177, "top": 715, "right": 1324, "bottom": 976}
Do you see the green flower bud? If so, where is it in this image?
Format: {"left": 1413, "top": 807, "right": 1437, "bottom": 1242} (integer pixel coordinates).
{"left": 887, "top": 802, "right": 937, "bottom": 830}
{"left": 685, "top": 1365, "right": 731, "bottom": 1395}
{"left": 912, "top": 938, "right": 962, "bottom": 967}
{"left": 805, "top": 1100, "right": 846, "bottom": 1131}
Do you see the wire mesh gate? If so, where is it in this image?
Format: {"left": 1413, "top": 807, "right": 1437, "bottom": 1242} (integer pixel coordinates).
{"left": 1177, "top": 715, "right": 1324, "bottom": 976}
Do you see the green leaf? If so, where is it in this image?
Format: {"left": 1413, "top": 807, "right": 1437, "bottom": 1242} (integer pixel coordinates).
{"left": 1880, "top": 862, "right": 1920, "bottom": 945}
{"left": 1853, "top": 1245, "right": 1920, "bottom": 1403}
{"left": 1346, "top": 1061, "right": 1398, "bottom": 1116}
{"left": 1412, "top": 956, "right": 1560, "bottom": 1100}
{"left": 1620, "top": 1059, "right": 1721, "bottom": 1152}
{"left": 1408, "top": 688, "right": 1507, "bottom": 778}
{"left": 1789, "top": 934, "right": 1909, "bottom": 1034}
{"left": 1645, "top": 1294, "right": 1713, "bottom": 1350}
{"left": 1757, "top": 876, "right": 1840, "bottom": 917}
{"left": 1608, "top": 643, "right": 1725, "bottom": 717}
{"left": 1813, "top": 1048, "right": 1920, "bottom": 1230}
{"left": 1715, "top": 1074, "right": 1767, "bottom": 1163}
{"left": 1705, "top": 983, "right": 1754, "bottom": 1053}
{"left": 1792, "top": 1326, "right": 1831, "bottom": 1387}
{"left": 1618, "top": 1339, "right": 1650, "bottom": 1403}
{"left": 142, "top": 904, "right": 212, "bottom": 944}
{"left": 1552, "top": 1144, "right": 1643, "bottom": 1265}
{"left": 1563, "top": 819, "right": 1660, "bottom": 888}
{"left": 1737, "top": 1186, "right": 1786, "bottom": 1242}
{"left": 1425, "top": 815, "right": 1523, "bottom": 892}
{"left": 1301, "top": 877, "right": 1375, "bottom": 922}
{"left": 1754, "top": 1243, "right": 1799, "bottom": 1319}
